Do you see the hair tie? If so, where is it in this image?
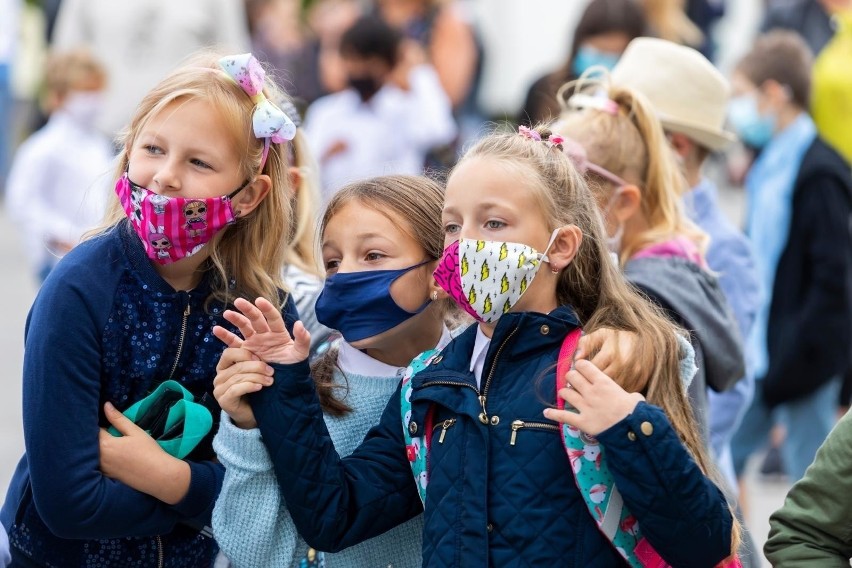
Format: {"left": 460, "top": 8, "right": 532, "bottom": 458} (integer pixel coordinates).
{"left": 218, "top": 53, "right": 297, "bottom": 170}
{"left": 518, "top": 125, "right": 542, "bottom": 141}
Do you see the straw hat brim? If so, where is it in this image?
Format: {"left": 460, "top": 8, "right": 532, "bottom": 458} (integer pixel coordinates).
{"left": 659, "top": 115, "right": 737, "bottom": 152}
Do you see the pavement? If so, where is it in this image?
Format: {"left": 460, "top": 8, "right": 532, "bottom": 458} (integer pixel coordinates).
{"left": 0, "top": 197, "right": 789, "bottom": 566}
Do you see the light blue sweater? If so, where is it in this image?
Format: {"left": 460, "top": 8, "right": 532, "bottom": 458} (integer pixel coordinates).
{"left": 213, "top": 367, "right": 423, "bottom": 568}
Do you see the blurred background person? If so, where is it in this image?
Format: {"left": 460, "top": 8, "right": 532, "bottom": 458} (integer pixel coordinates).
{"left": 5, "top": 48, "right": 113, "bottom": 283}
{"left": 304, "top": 15, "right": 456, "bottom": 199}
{"left": 728, "top": 30, "right": 852, "bottom": 498}
{"left": 51, "top": 0, "right": 251, "bottom": 139}
{"left": 643, "top": 0, "right": 705, "bottom": 46}
{"left": 0, "top": 0, "right": 20, "bottom": 195}
{"left": 762, "top": 0, "right": 834, "bottom": 55}
{"left": 520, "top": 0, "right": 646, "bottom": 127}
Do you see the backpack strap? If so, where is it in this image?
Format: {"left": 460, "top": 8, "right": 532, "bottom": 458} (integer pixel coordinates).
{"left": 556, "top": 328, "right": 666, "bottom": 568}
{"left": 400, "top": 349, "right": 440, "bottom": 506}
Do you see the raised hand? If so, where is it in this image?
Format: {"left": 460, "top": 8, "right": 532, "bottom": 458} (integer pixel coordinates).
{"left": 543, "top": 359, "right": 644, "bottom": 436}
{"left": 212, "top": 297, "right": 311, "bottom": 365}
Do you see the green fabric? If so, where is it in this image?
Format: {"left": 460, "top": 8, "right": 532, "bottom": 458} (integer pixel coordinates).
{"left": 765, "top": 409, "right": 852, "bottom": 566}
{"left": 108, "top": 380, "right": 213, "bottom": 459}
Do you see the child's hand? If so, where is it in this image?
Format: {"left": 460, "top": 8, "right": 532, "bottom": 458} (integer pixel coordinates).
{"left": 213, "top": 297, "right": 311, "bottom": 365}
{"left": 543, "top": 359, "right": 645, "bottom": 436}
{"left": 577, "top": 328, "right": 649, "bottom": 387}
{"left": 99, "top": 402, "right": 190, "bottom": 504}
{"left": 213, "top": 347, "right": 275, "bottom": 429}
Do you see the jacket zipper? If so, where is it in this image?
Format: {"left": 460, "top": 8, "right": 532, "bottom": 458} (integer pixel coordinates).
{"left": 167, "top": 298, "right": 191, "bottom": 380}
{"left": 478, "top": 328, "right": 518, "bottom": 424}
{"left": 156, "top": 535, "right": 164, "bottom": 568}
{"left": 433, "top": 418, "right": 457, "bottom": 443}
{"left": 510, "top": 420, "right": 560, "bottom": 446}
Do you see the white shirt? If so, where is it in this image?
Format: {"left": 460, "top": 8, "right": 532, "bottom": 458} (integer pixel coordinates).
{"left": 53, "top": 0, "right": 251, "bottom": 136}
{"left": 6, "top": 112, "right": 114, "bottom": 271}
{"left": 470, "top": 325, "right": 492, "bottom": 389}
{"left": 338, "top": 326, "right": 453, "bottom": 378}
{"left": 304, "top": 65, "right": 457, "bottom": 200}
{"left": 0, "top": 0, "right": 19, "bottom": 63}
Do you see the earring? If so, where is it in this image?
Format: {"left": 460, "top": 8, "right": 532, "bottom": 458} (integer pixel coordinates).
{"left": 430, "top": 291, "right": 439, "bottom": 301}
{"left": 551, "top": 267, "right": 560, "bottom": 275}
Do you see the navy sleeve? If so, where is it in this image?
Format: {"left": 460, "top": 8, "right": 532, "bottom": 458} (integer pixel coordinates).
{"left": 763, "top": 174, "right": 852, "bottom": 405}
{"left": 22, "top": 268, "right": 188, "bottom": 539}
{"left": 596, "top": 402, "right": 734, "bottom": 567}
{"left": 251, "top": 360, "right": 422, "bottom": 552}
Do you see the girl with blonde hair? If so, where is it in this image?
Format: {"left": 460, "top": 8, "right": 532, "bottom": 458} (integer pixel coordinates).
{"left": 554, "top": 75, "right": 744, "bottom": 443}
{"left": 0, "top": 51, "right": 300, "bottom": 567}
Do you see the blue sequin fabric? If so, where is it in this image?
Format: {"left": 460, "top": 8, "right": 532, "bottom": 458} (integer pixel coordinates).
{"left": 7, "top": 223, "right": 246, "bottom": 567}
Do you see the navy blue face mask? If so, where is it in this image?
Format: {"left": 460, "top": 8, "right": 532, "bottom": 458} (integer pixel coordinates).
{"left": 314, "top": 261, "right": 432, "bottom": 343}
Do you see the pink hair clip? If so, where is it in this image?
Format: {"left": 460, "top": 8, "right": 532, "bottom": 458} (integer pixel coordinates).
{"left": 567, "top": 92, "right": 620, "bottom": 116}
{"left": 518, "top": 125, "right": 542, "bottom": 141}
{"left": 547, "top": 134, "right": 565, "bottom": 148}
{"left": 560, "top": 136, "right": 629, "bottom": 187}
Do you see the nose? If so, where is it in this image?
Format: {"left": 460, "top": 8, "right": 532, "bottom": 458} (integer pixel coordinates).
{"left": 152, "top": 159, "right": 182, "bottom": 193}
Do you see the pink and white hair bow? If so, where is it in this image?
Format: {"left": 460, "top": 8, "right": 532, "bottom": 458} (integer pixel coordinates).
{"left": 218, "top": 53, "right": 297, "bottom": 169}
{"left": 518, "top": 126, "right": 565, "bottom": 149}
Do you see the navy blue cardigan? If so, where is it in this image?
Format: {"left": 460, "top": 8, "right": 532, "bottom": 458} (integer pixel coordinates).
{"left": 252, "top": 307, "right": 734, "bottom": 567}
{"left": 0, "top": 222, "right": 298, "bottom": 567}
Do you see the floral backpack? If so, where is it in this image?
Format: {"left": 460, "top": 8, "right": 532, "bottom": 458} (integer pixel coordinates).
{"left": 400, "top": 329, "right": 741, "bottom": 568}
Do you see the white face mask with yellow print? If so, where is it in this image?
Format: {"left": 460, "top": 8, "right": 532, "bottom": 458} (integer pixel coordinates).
{"left": 434, "top": 230, "right": 560, "bottom": 323}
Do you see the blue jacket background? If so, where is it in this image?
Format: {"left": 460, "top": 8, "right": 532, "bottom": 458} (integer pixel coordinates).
{"left": 252, "top": 306, "right": 734, "bottom": 567}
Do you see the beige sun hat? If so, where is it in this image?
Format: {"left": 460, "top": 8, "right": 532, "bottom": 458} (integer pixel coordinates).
{"left": 611, "top": 37, "right": 737, "bottom": 151}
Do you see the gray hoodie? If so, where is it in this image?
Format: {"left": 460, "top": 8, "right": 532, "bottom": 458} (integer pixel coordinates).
{"left": 625, "top": 256, "right": 746, "bottom": 442}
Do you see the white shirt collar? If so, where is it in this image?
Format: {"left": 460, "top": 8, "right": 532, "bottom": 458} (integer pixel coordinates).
{"left": 470, "top": 325, "right": 492, "bottom": 388}
{"left": 337, "top": 326, "right": 453, "bottom": 378}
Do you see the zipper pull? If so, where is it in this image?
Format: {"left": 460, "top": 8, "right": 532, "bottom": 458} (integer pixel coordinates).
{"left": 184, "top": 303, "right": 191, "bottom": 317}
{"left": 510, "top": 420, "right": 524, "bottom": 446}
{"left": 478, "top": 395, "right": 488, "bottom": 424}
{"left": 438, "top": 419, "right": 455, "bottom": 444}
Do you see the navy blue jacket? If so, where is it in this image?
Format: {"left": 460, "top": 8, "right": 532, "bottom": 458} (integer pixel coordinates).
{"left": 0, "top": 222, "right": 298, "bottom": 567}
{"left": 253, "top": 306, "right": 734, "bottom": 567}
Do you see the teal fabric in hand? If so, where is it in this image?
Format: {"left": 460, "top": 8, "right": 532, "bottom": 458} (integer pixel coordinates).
{"left": 108, "top": 380, "right": 213, "bottom": 459}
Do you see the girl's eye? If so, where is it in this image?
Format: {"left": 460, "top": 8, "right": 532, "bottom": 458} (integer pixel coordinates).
{"left": 190, "top": 158, "right": 212, "bottom": 169}
{"left": 365, "top": 252, "right": 385, "bottom": 262}
{"left": 485, "top": 220, "right": 506, "bottom": 230}
{"left": 444, "top": 223, "right": 460, "bottom": 234}
{"left": 324, "top": 259, "right": 340, "bottom": 273}
{"left": 143, "top": 145, "right": 163, "bottom": 155}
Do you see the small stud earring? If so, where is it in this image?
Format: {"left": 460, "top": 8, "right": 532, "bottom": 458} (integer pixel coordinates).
{"left": 430, "top": 291, "right": 439, "bottom": 301}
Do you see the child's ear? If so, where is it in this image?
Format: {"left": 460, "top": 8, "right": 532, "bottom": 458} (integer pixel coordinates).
{"left": 233, "top": 175, "right": 272, "bottom": 217}
{"left": 288, "top": 166, "right": 302, "bottom": 196}
{"left": 547, "top": 225, "right": 583, "bottom": 272}
{"left": 611, "top": 185, "right": 642, "bottom": 225}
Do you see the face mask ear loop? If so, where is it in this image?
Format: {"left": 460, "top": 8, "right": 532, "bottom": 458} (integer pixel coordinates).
{"left": 540, "top": 228, "right": 563, "bottom": 264}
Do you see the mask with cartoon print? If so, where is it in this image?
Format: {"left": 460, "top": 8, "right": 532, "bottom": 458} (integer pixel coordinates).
{"left": 114, "top": 172, "right": 247, "bottom": 264}
{"left": 433, "top": 231, "right": 559, "bottom": 323}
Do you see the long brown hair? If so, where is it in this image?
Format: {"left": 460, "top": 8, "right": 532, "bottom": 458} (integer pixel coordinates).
{"left": 457, "top": 127, "right": 740, "bottom": 557}
{"left": 555, "top": 76, "right": 708, "bottom": 266}
{"left": 312, "top": 174, "right": 451, "bottom": 416}
{"left": 90, "top": 51, "right": 293, "bottom": 310}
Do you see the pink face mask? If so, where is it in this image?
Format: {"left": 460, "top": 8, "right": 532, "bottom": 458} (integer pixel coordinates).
{"left": 114, "top": 173, "right": 246, "bottom": 264}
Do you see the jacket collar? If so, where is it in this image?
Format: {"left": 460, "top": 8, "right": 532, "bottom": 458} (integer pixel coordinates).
{"left": 414, "top": 306, "right": 581, "bottom": 387}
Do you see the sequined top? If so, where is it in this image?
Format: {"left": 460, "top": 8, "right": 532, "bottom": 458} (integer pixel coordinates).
{"left": 0, "top": 221, "right": 298, "bottom": 567}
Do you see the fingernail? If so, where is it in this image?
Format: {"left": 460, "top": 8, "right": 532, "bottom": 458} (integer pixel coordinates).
{"left": 542, "top": 409, "right": 552, "bottom": 419}
{"left": 265, "top": 365, "right": 274, "bottom": 374}
{"left": 104, "top": 401, "right": 115, "bottom": 412}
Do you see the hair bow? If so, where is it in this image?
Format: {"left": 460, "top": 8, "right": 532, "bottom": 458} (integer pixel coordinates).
{"left": 218, "top": 53, "right": 297, "bottom": 169}
{"left": 566, "top": 92, "right": 620, "bottom": 116}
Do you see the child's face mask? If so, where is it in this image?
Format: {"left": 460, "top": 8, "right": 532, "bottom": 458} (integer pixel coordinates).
{"left": 728, "top": 94, "right": 776, "bottom": 149}
{"left": 433, "top": 231, "right": 559, "bottom": 323}
{"left": 114, "top": 172, "right": 246, "bottom": 264}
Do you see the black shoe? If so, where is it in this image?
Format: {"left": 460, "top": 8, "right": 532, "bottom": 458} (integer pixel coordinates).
{"left": 759, "top": 446, "right": 785, "bottom": 477}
